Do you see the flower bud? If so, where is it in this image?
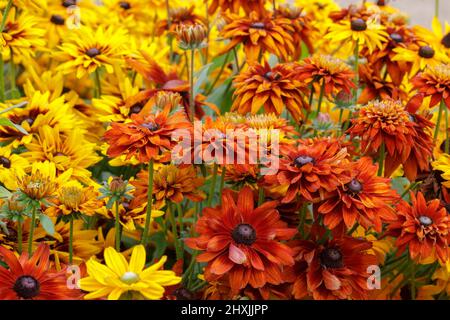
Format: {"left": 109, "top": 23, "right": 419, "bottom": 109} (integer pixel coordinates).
{"left": 176, "top": 23, "right": 208, "bottom": 50}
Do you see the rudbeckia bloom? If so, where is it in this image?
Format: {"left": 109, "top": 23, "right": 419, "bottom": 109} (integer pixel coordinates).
{"left": 0, "top": 244, "right": 79, "bottom": 299}
{"left": 185, "top": 187, "right": 297, "bottom": 293}
{"left": 55, "top": 26, "right": 129, "bottom": 78}
{"left": 79, "top": 245, "right": 181, "bottom": 300}
{"left": 413, "top": 17, "right": 450, "bottom": 56}
{"left": 208, "top": 0, "right": 264, "bottom": 15}
{"left": 232, "top": 61, "right": 309, "bottom": 121}
{"left": 219, "top": 11, "right": 295, "bottom": 62}
{"left": 387, "top": 192, "right": 449, "bottom": 264}
{"left": 263, "top": 139, "right": 350, "bottom": 203}
{"left": 104, "top": 105, "right": 191, "bottom": 164}
{"left": 156, "top": 5, "right": 205, "bottom": 36}
{"left": 318, "top": 157, "right": 399, "bottom": 232}
{"left": 285, "top": 236, "right": 378, "bottom": 300}
{"left": 433, "top": 153, "right": 450, "bottom": 188}
{"left": 0, "top": 146, "right": 29, "bottom": 190}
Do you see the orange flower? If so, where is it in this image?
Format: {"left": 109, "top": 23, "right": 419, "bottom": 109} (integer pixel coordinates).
{"left": 104, "top": 105, "right": 191, "bottom": 163}
{"left": 387, "top": 192, "right": 449, "bottom": 264}
{"left": 130, "top": 164, "right": 205, "bottom": 209}
{"left": 232, "top": 61, "right": 309, "bottom": 121}
{"left": 208, "top": 0, "right": 265, "bottom": 15}
{"left": 263, "top": 139, "right": 351, "bottom": 203}
{"left": 294, "top": 54, "right": 355, "bottom": 98}
{"left": 185, "top": 187, "right": 296, "bottom": 293}
{"left": 318, "top": 157, "right": 399, "bottom": 232}
{"left": 0, "top": 244, "right": 80, "bottom": 300}
{"left": 219, "top": 11, "right": 295, "bottom": 62}
{"left": 156, "top": 5, "right": 205, "bottom": 36}
{"left": 285, "top": 236, "right": 378, "bottom": 300}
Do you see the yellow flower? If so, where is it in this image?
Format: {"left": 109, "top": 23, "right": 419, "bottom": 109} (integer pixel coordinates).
{"left": 79, "top": 245, "right": 181, "bottom": 300}
{"left": 432, "top": 153, "right": 450, "bottom": 188}
{"left": 54, "top": 26, "right": 129, "bottom": 79}
{"left": 0, "top": 146, "right": 29, "bottom": 190}
{"left": 414, "top": 16, "right": 450, "bottom": 56}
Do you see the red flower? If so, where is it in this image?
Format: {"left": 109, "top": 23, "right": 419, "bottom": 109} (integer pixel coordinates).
{"left": 185, "top": 187, "right": 296, "bottom": 293}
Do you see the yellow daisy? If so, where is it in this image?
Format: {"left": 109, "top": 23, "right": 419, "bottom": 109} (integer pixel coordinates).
{"left": 414, "top": 16, "right": 450, "bottom": 56}
{"left": 79, "top": 245, "right": 181, "bottom": 300}
{"left": 432, "top": 153, "right": 450, "bottom": 188}
{"left": 0, "top": 146, "right": 29, "bottom": 190}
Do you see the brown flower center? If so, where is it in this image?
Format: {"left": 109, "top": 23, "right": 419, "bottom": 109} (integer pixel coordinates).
{"left": 347, "top": 179, "right": 363, "bottom": 193}
{"left": 232, "top": 223, "right": 256, "bottom": 246}
{"left": 50, "top": 14, "right": 65, "bottom": 25}
{"left": 377, "top": 0, "right": 386, "bottom": 5}
{"left": 320, "top": 247, "right": 344, "bottom": 269}
{"left": 62, "top": 0, "right": 77, "bottom": 7}
{"left": 119, "top": 1, "right": 131, "bottom": 10}
{"left": 441, "top": 33, "right": 450, "bottom": 48}
{"left": 418, "top": 215, "right": 433, "bottom": 226}
{"left": 264, "top": 71, "right": 281, "bottom": 81}
{"left": 418, "top": 45, "right": 435, "bottom": 59}
{"left": 250, "top": 22, "right": 265, "bottom": 30}
{"left": 142, "top": 122, "right": 160, "bottom": 131}
{"left": 85, "top": 48, "right": 101, "bottom": 58}
{"left": 293, "top": 155, "right": 314, "bottom": 167}
{"left": 0, "top": 156, "right": 11, "bottom": 168}
{"left": 129, "top": 102, "right": 144, "bottom": 115}
{"left": 13, "top": 276, "right": 40, "bottom": 299}
{"left": 390, "top": 33, "right": 403, "bottom": 43}
{"left": 351, "top": 19, "right": 367, "bottom": 31}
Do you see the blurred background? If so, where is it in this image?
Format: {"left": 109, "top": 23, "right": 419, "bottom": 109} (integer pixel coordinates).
{"left": 336, "top": 0, "right": 449, "bottom": 26}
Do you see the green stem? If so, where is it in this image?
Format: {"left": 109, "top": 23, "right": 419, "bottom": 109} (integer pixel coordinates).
{"left": 205, "top": 51, "right": 230, "bottom": 95}
{"left": 165, "top": 0, "right": 173, "bottom": 63}
{"left": 410, "top": 263, "right": 416, "bottom": 300}
{"left": 169, "top": 203, "right": 182, "bottom": 260}
{"left": 17, "top": 218, "right": 22, "bottom": 254}
{"left": 445, "top": 104, "right": 449, "bottom": 154}
{"left": 219, "top": 166, "right": 226, "bottom": 195}
{"left": 298, "top": 203, "right": 307, "bottom": 238}
{"left": 9, "top": 48, "right": 16, "bottom": 98}
{"left": 434, "top": 100, "right": 444, "bottom": 144}
{"left": 114, "top": 201, "right": 121, "bottom": 251}
{"left": 435, "top": 0, "right": 439, "bottom": 18}
{"left": 316, "top": 81, "right": 325, "bottom": 114}
{"left": 0, "top": 54, "right": 4, "bottom": 102}
{"left": 69, "top": 217, "right": 74, "bottom": 264}
{"left": 141, "top": 159, "right": 154, "bottom": 245}
{"left": 27, "top": 206, "right": 36, "bottom": 256}
{"left": 94, "top": 68, "right": 101, "bottom": 98}
{"left": 189, "top": 49, "right": 195, "bottom": 122}
{"left": 272, "top": 0, "right": 277, "bottom": 16}
{"left": 206, "top": 164, "right": 218, "bottom": 207}
{"left": 378, "top": 141, "right": 385, "bottom": 176}
{"left": 258, "top": 186, "right": 264, "bottom": 206}
{"left": 176, "top": 202, "right": 184, "bottom": 239}
{"left": 232, "top": 47, "right": 240, "bottom": 73}
{"left": 0, "top": 0, "right": 13, "bottom": 31}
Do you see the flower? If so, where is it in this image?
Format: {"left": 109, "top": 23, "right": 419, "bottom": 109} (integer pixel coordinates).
{"left": 433, "top": 153, "right": 450, "bottom": 188}
{"left": 284, "top": 236, "right": 378, "bottom": 300}
{"left": 175, "top": 23, "right": 207, "bottom": 50}
{"left": 219, "top": 11, "right": 295, "bottom": 62}
{"left": 185, "top": 187, "right": 297, "bottom": 293}
{"left": 387, "top": 192, "right": 449, "bottom": 264}
{"left": 318, "top": 157, "right": 399, "bottom": 232}
{"left": 130, "top": 164, "right": 205, "bottom": 209}
{"left": 0, "top": 244, "right": 79, "bottom": 299}
{"left": 208, "top": 0, "right": 265, "bottom": 15}
{"left": 263, "top": 139, "right": 351, "bottom": 203}
{"left": 54, "top": 26, "right": 129, "bottom": 78}
{"left": 79, "top": 245, "right": 181, "bottom": 300}
{"left": 232, "top": 61, "right": 309, "bottom": 121}
{"left": 413, "top": 16, "right": 450, "bottom": 56}
{"left": 104, "top": 105, "right": 191, "bottom": 164}
{"left": 156, "top": 5, "right": 205, "bottom": 36}
{"left": 294, "top": 54, "right": 355, "bottom": 97}
{"left": 0, "top": 146, "right": 29, "bottom": 190}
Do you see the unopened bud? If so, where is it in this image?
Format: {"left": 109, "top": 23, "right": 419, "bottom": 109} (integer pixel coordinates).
{"left": 176, "top": 23, "right": 208, "bottom": 50}
{"left": 155, "top": 91, "right": 182, "bottom": 109}
{"left": 110, "top": 176, "right": 127, "bottom": 194}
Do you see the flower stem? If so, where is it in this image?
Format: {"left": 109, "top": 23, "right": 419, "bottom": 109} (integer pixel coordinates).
{"left": 141, "top": 159, "right": 154, "bottom": 245}
{"left": 435, "top": 0, "right": 439, "bottom": 18}
{"left": 353, "top": 40, "right": 359, "bottom": 104}
{"left": 219, "top": 166, "right": 226, "bottom": 195}
{"left": 232, "top": 47, "right": 240, "bottom": 73}
{"left": 378, "top": 141, "right": 385, "bottom": 176}
{"left": 0, "top": 54, "right": 4, "bottom": 102}
{"left": 434, "top": 100, "right": 444, "bottom": 145}
{"left": 189, "top": 49, "right": 195, "bottom": 122}
{"left": 9, "top": 48, "right": 17, "bottom": 98}
{"left": 114, "top": 201, "right": 121, "bottom": 251}
{"left": 272, "top": 0, "right": 277, "bottom": 16}
{"left": 445, "top": 103, "right": 449, "bottom": 154}
{"left": 169, "top": 203, "right": 182, "bottom": 260}
{"left": 205, "top": 51, "right": 230, "bottom": 95}
{"left": 69, "top": 217, "right": 74, "bottom": 265}
{"left": 317, "top": 81, "right": 325, "bottom": 114}
{"left": 258, "top": 186, "right": 264, "bottom": 206}
{"left": 165, "top": 0, "right": 174, "bottom": 63}
{"left": 0, "top": 0, "right": 13, "bottom": 31}
{"left": 206, "top": 163, "right": 218, "bottom": 207}
{"left": 94, "top": 68, "right": 102, "bottom": 98}
{"left": 27, "top": 206, "right": 36, "bottom": 256}
{"left": 17, "top": 218, "right": 22, "bottom": 254}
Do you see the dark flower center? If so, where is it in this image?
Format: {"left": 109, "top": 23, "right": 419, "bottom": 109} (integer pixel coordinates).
{"left": 50, "top": 14, "right": 65, "bottom": 25}
{"left": 129, "top": 102, "right": 144, "bottom": 115}
{"left": 390, "top": 33, "right": 403, "bottom": 43}
{"left": 232, "top": 223, "right": 256, "bottom": 246}
{"left": 351, "top": 19, "right": 367, "bottom": 31}
{"left": 250, "top": 22, "right": 265, "bottom": 30}
{"left": 13, "top": 276, "right": 40, "bottom": 299}
{"left": 85, "top": 48, "right": 101, "bottom": 58}
{"left": 418, "top": 215, "right": 433, "bottom": 226}
{"left": 293, "top": 155, "right": 314, "bottom": 167}
{"left": 142, "top": 122, "right": 159, "bottom": 131}
{"left": 264, "top": 71, "right": 281, "bottom": 81}
{"left": 377, "top": 0, "right": 386, "bottom": 5}
{"left": 320, "top": 247, "right": 344, "bottom": 269}
{"left": 418, "top": 45, "right": 435, "bottom": 59}
{"left": 441, "top": 33, "right": 450, "bottom": 48}
{"left": 23, "top": 117, "right": 34, "bottom": 126}
{"left": 119, "top": 1, "right": 131, "bottom": 10}
{"left": 62, "top": 0, "right": 77, "bottom": 7}
{"left": 439, "top": 139, "right": 450, "bottom": 154}
{"left": 347, "top": 179, "right": 363, "bottom": 193}
{"left": 0, "top": 156, "right": 11, "bottom": 168}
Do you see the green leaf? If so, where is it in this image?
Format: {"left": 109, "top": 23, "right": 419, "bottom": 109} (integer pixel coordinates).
{"left": 39, "top": 214, "right": 55, "bottom": 236}
{"left": 0, "top": 185, "right": 11, "bottom": 199}
{"left": 391, "top": 177, "right": 410, "bottom": 199}
{"left": 0, "top": 117, "right": 28, "bottom": 135}
{"left": 193, "top": 62, "right": 212, "bottom": 97}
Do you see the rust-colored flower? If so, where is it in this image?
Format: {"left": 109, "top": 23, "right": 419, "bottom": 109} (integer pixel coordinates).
{"left": 387, "top": 192, "right": 449, "bottom": 264}
{"left": 219, "top": 11, "right": 295, "bottom": 62}
{"left": 130, "top": 164, "right": 205, "bottom": 209}
{"left": 318, "top": 157, "right": 399, "bottom": 232}
{"left": 263, "top": 139, "right": 351, "bottom": 203}
{"left": 104, "top": 105, "right": 191, "bottom": 163}
{"left": 284, "top": 236, "right": 378, "bottom": 300}
{"left": 294, "top": 54, "right": 355, "bottom": 97}
{"left": 0, "top": 244, "right": 80, "bottom": 300}
{"left": 175, "top": 23, "right": 208, "bottom": 50}
{"left": 156, "top": 6, "right": 205, "bottom": 35}
{"left": 185, "top": 187, "right": 297, "bottom": 293}
{"left": 208, "top": 0, "right": 265, "bottom": 15}
{"left": 232, "top": 61, "right": 309, "bottom": 121}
